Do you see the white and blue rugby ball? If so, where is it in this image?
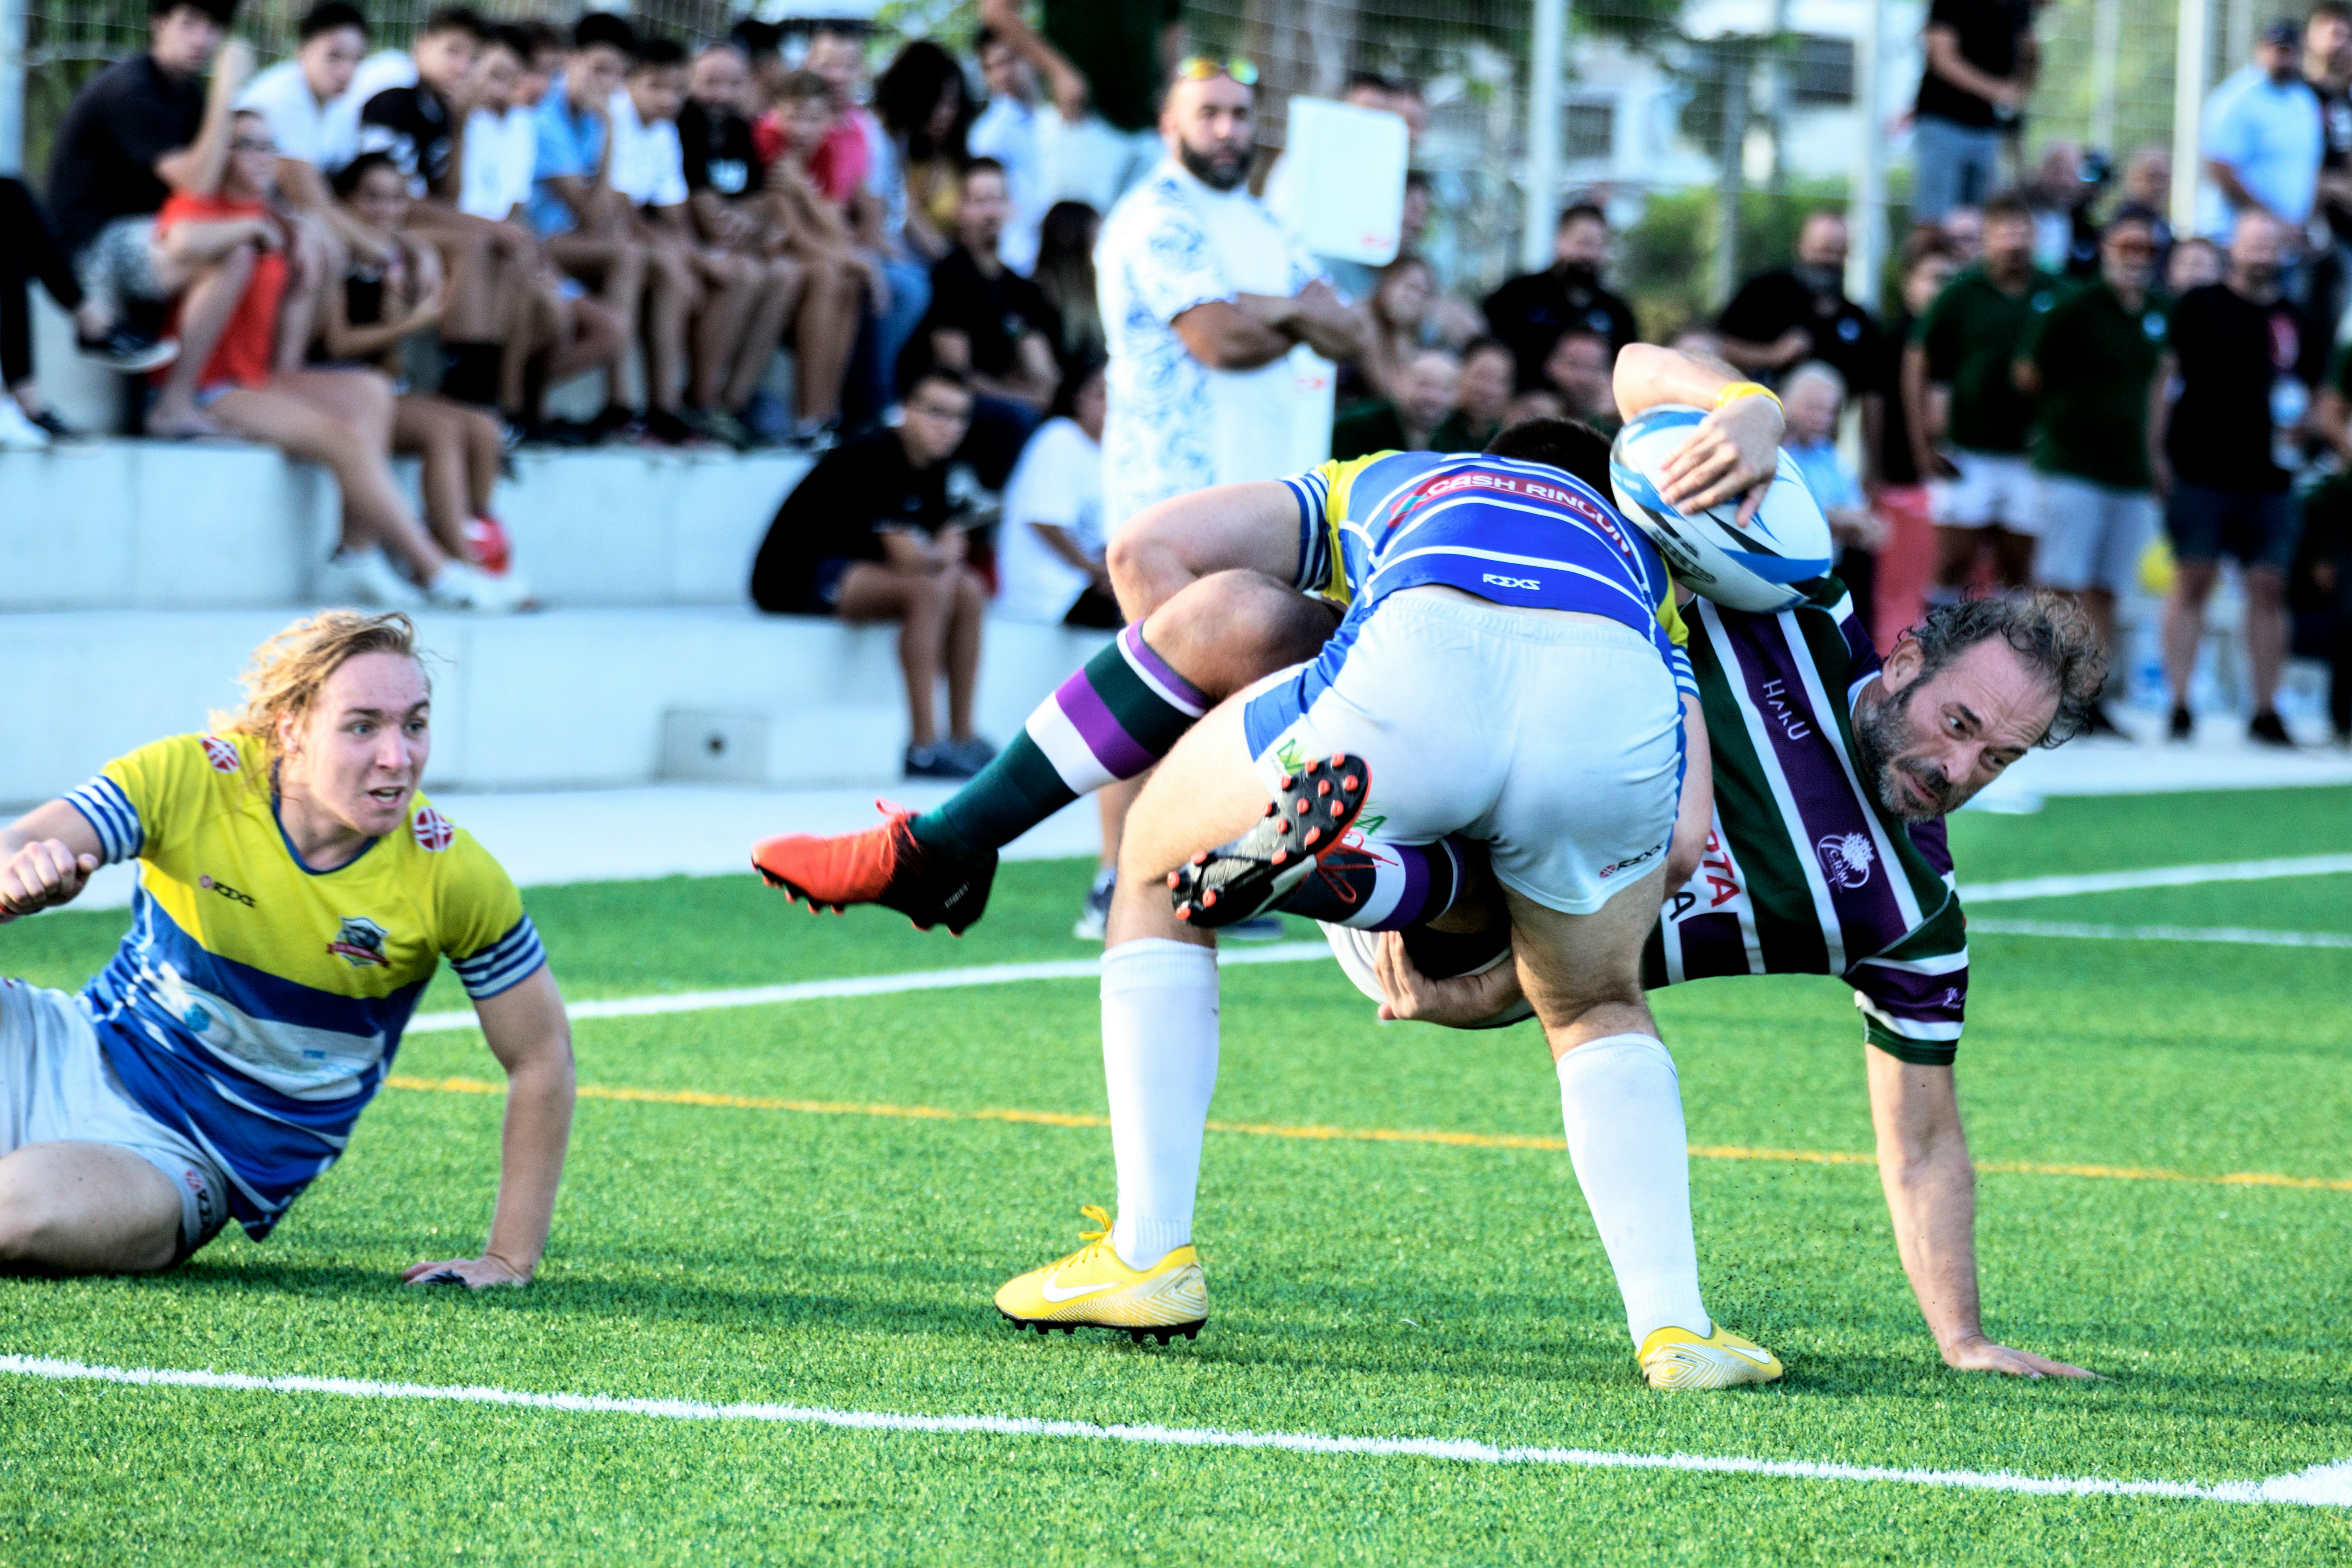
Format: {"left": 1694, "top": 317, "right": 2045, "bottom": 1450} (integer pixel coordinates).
{"left": 1608, "top": 403, "right": 1835, "bottom": 613}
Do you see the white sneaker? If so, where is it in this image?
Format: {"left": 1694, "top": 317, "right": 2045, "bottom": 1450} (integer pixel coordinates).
{"left": 318, "top": 548, "right": 423, "bottom": 608}
{"left": 424, "top": 560, "right": 530, "bottom": 612}
{"left": 0, "top": 401, "right": 51, "bottom": 450}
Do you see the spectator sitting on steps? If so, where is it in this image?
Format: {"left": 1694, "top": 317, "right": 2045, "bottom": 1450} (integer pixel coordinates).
{"left": 159, "top": 113, "right": 523, "bottom": 612}
{"left": 750, "top": 368, "right": 996, "bottom": 780}
{"left": 45, "top": 1, "right": 261, "bottom": 434}
{"left": 325, "top": 151, "right": 531, "bottom": 604}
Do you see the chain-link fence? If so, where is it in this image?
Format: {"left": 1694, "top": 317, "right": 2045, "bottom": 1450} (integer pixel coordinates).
{"left": 11, "top": 0, "right": 2297, "bottom": 332}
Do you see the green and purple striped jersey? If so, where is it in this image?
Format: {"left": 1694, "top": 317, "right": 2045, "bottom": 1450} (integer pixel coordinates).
{"left": 1642, "top": 588, "right": 1968, "bottom": 1064}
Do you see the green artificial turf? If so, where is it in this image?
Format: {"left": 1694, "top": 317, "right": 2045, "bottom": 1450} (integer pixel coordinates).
{"left": 1, "top": 786, "right": 2348, "bottom": 1564}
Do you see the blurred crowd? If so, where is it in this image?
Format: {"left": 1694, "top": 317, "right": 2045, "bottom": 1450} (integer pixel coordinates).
{"left": 1, "top": 0, "right": 2344, "bottom": 758}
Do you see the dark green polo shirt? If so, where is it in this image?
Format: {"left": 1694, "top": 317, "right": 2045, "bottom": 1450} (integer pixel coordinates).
{"left": 1915, "top": 265, "right": 2062, "bottom": 455}
{"left": 2021, "top": 281, "right": 2170, "bottom": 490}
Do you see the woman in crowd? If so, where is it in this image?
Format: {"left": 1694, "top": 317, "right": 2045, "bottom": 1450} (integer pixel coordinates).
{"left": 873, "top": 40, "right": 973, "bottom": 267}
{"left": 328, "top": 152, "right": 529, "bottom": 598}
{"left": 0, "top": 610, "right": 572, "bottom": 1281}
{"left": 1349, "top": 253, "right": 1472, "bottom": 405}
{"left": 156, "top": 112, "right": 521, "bottom": 610}
{"left": 1031, "top": 200, "right": 1102, "bottom": 368}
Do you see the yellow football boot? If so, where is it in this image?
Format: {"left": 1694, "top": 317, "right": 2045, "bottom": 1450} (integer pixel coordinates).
{"left": 1638, "top": 1323, "right": 1784, "bottom": 1390}
{"left": 994, "top": 1205, "right": 1208, "bottom": 1345}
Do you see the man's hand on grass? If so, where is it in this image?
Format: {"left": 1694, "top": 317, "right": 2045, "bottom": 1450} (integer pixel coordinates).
{"left": 1943, "top": 1334, "right": 2096, "bottom": 1379}
{"left": 403, "top": 1253, "right": 533, "bottom": 1289}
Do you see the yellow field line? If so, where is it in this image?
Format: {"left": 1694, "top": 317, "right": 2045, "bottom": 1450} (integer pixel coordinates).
{"left": 383, "top": 1076, "right": 2352, "bottom": 1192}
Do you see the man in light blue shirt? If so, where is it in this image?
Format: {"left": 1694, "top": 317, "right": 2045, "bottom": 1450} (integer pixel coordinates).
{"left": 2200, "top": 19, "right": 2325, "bottom": 240}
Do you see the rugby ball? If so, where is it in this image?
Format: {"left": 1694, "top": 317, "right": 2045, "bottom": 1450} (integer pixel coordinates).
{"left": 1608, "top": 404, "right": 1835, "bottom": 613}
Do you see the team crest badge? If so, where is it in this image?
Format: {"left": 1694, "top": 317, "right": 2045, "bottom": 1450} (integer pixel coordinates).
{"left": 412, "top": 807, "right": 455, "bottom": 852}
{"left": 1816, "top": 832, "right": 1876, "bottom": 890}
{"left": 200, "top": 736, "right": 241, "bottom": 773}
{"left": 328, "top": 916, "right": 390, "bottom": 967}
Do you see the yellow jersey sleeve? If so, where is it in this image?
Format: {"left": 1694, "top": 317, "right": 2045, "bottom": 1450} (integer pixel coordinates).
{"left": 1283, "top": 454, "right": 1396, "bottom": 605}
{"left": 426, "top": 815, "right": 545, "bottom": 999}
{"left": 72, "top": 732, "right": 252, "bottom": 865}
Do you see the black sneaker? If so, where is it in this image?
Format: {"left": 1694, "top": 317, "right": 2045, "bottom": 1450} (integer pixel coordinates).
{"left": 904, "top": 743, "right": 979, "bottom": 780}
{"left": 643, "top": 408, "right": 699, "bottom": 446}
{"left": 2248, "top": 710, "right": 2296, "bottom": 748}
{"left": 1169, "top": 753, "right": 1369, "bottom": 928}
{"left": 77, "top": 326, "right": 178, "bottom": 372}
{"left": 2168, "top": 705, "right": 2194, "bottom": 742}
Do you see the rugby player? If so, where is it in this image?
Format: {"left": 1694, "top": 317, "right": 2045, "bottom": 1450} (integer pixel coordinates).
{"left": 763, "top": 347, "right": 1799, "bottom": 1388}
{"left": 0, "top": 612, "right": 573, "bottom": 1283}
{"left": 1308, "top": 588, "right": 2105, "bottom": 1382}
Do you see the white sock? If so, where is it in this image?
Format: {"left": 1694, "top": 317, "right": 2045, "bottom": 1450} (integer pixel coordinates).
{"left": 1100, "top": 937, "right": 1219, "bottom": 1271}
{"left": 1555, "top": 1033, "right": 1712, "bottom": 1347}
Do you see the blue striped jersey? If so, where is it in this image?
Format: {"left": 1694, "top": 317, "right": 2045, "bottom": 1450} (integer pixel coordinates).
{"left": 66, "top": 733, "right": 546, "bottom": 1236}
{"left": 1283, "top": 449, "right": 1695, "bottom": 701}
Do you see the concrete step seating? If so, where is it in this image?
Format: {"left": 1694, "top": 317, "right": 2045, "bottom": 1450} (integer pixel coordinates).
{"left": 0, "top": 606, "right": 1110, "bottom": 808}
{"left": 1, "top": 440, "right": 811, "bottom": 612}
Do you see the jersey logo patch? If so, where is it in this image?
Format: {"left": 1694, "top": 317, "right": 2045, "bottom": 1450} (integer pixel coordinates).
{"left": 328, "top": 916, "right": 390, "bottom": 968}
{"left": 1817, "top": 832, "right": 1876, "bottom": 889}
{"left": 412, "top": 807, "right": 455, "bottom": 852}
{"left": 200, "top": 736, "right": 241, "bottom": 773}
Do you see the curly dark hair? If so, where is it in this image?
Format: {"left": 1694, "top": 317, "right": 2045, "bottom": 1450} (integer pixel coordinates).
{"left": 1904, "top": 591, "right": 2107, "bottom": 746}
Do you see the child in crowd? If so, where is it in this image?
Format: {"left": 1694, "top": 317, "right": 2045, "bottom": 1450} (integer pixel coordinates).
{"left": 327, "top": 151, "right": 529, "bottom": 599}
{"left": 157, "top": 112, "right": 521, "bottom": 610}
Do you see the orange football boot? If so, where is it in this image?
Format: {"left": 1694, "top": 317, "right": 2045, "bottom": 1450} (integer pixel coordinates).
{"left": 752, "top": 802, "right": 997, "bottom": 934}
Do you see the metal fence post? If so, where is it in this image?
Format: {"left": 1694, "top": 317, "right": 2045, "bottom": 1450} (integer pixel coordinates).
{"left": 1521, "top": 0, "right": 1566, "bottom": 274}
{"left": 1846, "top": 0, "right": 1886, "bottom": 312}
{"left": 0, "top": 0, "right": 27, "bottom": 178}
{"left": 2172, "top": 0, "right": 2209, "bottom": 233}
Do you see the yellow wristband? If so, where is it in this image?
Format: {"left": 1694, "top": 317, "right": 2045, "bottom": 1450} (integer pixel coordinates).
{"left": 1715, "top": 381, "right": 1782, "bottom": 412}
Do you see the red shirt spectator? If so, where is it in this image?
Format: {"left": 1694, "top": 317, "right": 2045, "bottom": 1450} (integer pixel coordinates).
{"left": 152, "top": 191, "right": 286, "bottom": 390}
{"left": 754, "top": 107, "right": 867, "bottom": 205}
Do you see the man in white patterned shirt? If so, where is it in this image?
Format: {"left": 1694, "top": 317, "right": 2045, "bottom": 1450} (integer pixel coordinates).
{"left": 1095, "top": 60, "right": 1365, "bottom": 534}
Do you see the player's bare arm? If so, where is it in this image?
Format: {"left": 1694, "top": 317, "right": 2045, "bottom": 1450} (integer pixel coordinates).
{"left": 1867, "top": 1048, "right": 2094, "bottom": 1379}
{"left": 403, "top": 965, "right": 576, "bottom": 1290}
{"left": 1612, "top": 343, "right": 1784, "bottom": 520}
{"left": 0, "top": 802, "right": 106, "bottom": 923}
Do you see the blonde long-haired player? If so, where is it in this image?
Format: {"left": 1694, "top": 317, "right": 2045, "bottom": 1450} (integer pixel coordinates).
{"left": 0, "top": 612, "right": 574, "bottom": 1282}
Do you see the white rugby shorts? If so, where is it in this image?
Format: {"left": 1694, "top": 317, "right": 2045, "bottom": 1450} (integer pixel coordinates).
{"left": 0, "top": 977, "right": 229, "bottom": 1257}
{"left": 2033, "top": 472, "right": 2158, "bottom": 593}
{"left": 1238, "top": 588, "right": 1683, "bottom": 915}
{"left": 1933, "top": 450, "right": 2043, "bottom": 533}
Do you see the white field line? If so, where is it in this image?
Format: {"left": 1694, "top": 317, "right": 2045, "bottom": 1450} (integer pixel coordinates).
{"left": 1971, "top": 919, "right": 2352, "bottom": 950}
{"left": 4, "top": 1355, "right": 2344, "bottom": 1507}
{"left": 410, "top": 941, "right": 1331, "bottom": 1034}
{"left": 408, "top": 854, "right": 2352, "bottom": 1035}
{"left": 1964, "top": 853, "right": 2352, "bottom": 904}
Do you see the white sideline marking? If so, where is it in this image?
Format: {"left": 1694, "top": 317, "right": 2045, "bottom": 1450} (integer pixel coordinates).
{"left": 410, "top": 942, "right": 1330, "bottom": 1035}
{"left": 1971, "top": 919, "right": 2352, "bottom": 950}
{"left": 406, "top": 855, "right": 2352, "bottom": 1035}
{"left": 2, "top": 1355, "right": 2342, "bottom": 1506}
{"left": 1965, "top": 853, "right": 2352, "bottom": 904}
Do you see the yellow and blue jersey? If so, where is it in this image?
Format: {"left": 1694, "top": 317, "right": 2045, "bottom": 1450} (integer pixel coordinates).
{"left": 1282, "top": 450, "right": 1696, "bottom": 702}
{"left": 66, "top": 733, "right": 546, "bottom": 1237}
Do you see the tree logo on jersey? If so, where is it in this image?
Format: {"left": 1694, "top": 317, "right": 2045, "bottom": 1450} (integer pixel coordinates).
{"left": 328, "top": 916, "right": 390, "bottom": 968}
{"left": 1816, "top": 832, "right": 1876, "bottom": 889}
{"left": 200, "top": 736, "right": 241, "bottom": 773}
{"left": 412, "top": 808, "right": 455, "bottom": 852}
